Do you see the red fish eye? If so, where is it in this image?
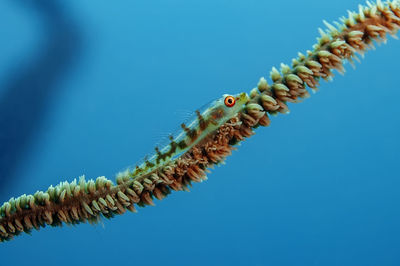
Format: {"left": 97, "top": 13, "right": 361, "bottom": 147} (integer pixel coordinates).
{"left": 224, "top": 96, "right": 236, "bottom": 107}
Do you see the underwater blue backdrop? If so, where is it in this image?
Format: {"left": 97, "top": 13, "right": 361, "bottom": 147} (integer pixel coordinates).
{"left": 0, "top": 0, "right": 399, "bottom": 265}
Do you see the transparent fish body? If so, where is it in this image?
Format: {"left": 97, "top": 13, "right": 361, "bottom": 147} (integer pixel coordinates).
{"left": 124, "top": 92, "right": 249, "bottom": 179}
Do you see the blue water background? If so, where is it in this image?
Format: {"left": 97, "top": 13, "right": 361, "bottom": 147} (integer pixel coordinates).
{"left": 0, "top": 1, "right": 399, "bottom": 265}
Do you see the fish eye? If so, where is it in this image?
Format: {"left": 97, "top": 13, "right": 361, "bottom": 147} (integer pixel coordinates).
{"left": 224, "top": 96, "right": 236, "bottom": 107}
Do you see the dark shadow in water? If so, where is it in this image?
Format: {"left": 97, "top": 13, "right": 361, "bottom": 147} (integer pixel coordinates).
{"left": 0, "top": 0, "right": 82, "bottom": 197}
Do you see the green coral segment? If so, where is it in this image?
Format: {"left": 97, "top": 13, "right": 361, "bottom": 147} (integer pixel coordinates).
{"left": 1, "top": 0, "right": 400, "bottom": 243}
{"left": 246, "top": 0, "right": 400, "bottom": 118}
{"left": 0, "top": 174, "right": 164, "bottom": 242}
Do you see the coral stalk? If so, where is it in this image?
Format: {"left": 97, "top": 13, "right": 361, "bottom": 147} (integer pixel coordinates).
{"left": 1, "top": 0, "right": 399, "bottom": 242}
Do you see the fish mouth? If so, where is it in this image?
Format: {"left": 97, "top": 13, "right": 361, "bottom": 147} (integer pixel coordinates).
{"left": 237, "top": 92, "right": 250, "bottom": 104}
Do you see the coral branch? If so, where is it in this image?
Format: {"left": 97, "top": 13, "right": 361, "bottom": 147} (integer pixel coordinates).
{"left": 1, "top": 0, "right": 399, "bottom": 242}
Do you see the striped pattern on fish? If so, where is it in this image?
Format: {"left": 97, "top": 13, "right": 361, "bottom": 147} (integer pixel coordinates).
{"left": 120, "top": 92, "right": 249, "bottom": 179}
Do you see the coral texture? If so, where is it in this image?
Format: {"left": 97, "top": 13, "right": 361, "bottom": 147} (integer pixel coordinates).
{"left": 1, "top": 0, "right": 399, "bottom": 242}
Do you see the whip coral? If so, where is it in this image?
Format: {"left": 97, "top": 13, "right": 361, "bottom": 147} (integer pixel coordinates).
{"left": 0, "top": 0, "right": 399, "bottom": 242}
